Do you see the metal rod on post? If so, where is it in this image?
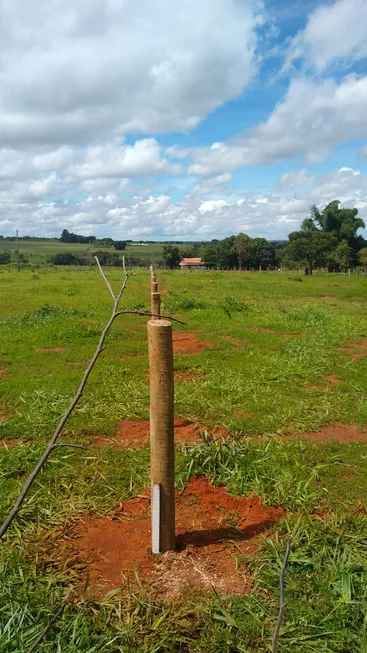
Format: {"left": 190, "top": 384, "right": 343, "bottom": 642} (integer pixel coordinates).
{"left": 148, "top": 319, "right": 175, "bottom": 553}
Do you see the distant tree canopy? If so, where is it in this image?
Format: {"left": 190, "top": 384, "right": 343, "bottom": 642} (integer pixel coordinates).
{"left": 50, "top": 252, "right": 79, "bottom": 265}
{"left": 114, "top": 240, "right": 126, "bottom": 251}
{"left": 200, "top": 235, "right": 279, "bottom": 270}
{"left": 60, "top": 229, "right": 96, "bottom": 244}
{"left": 49, "top": 250, "right": 124, "bottom": 266}
{"left": 162, "top": 245, "right": 181, "bottom": 269}
{"left": 282, "top": 200, "right": 366, "bottom": 274}
{"left": 0, "top": 251, "right": 11, "bottom": 264}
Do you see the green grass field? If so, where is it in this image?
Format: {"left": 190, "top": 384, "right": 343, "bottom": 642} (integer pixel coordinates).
{"left": 1, "top": 268, "right": 367, "bottom": 651}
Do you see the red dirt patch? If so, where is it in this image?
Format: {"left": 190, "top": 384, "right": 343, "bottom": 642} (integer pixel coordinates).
{"left": 282, "top": 332, "right": 295, "bottom": 339}
{"left": 303, "top": 373, "right": 341, "bottom": 391}
{"left": 0, "top": 438, "right": 19, "bottom": 449}
{"left": 339, "top": 473, "right": 356, "bottom": 482}
{"left": 321, "top": 295, "right": 338, "bottom": 300}
{"left": 95, "top": 419, "right": 228, "bottom": 449}
{"left": 173, "top": 331, "right": 210, "bottom": 354}
{"left": 71, "top": 477, "right": 284, "bottom": 598}
{"left": 330, "top": 283, "right": 340, "bottom": 287}
{"left": 285, "top": 422, "right": 367, "bottom": 443}
{"left": 327, "top": 373, "right": 341, "bottom": 386}
{"left": 335, "top": 338, "right": 367, "bottom": 360}
{"left": 36, "top": 347, "right": 67, "bottom": 353}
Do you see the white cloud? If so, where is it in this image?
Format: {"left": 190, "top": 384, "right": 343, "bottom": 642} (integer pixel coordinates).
{"left": 278, "top": 169, "right": 312, "bottom": 191}
{"left": 69, "top": 139, "right": 179, "bottom": 179}
{"left": 191, "top": 173, "right": 232, "bottom": 195}
{"left": 284, "top": 0, "right": 367, "bottom": 72}
{"left": 188, "top": 74, "right": 367, "bottom": 175}
{"left": 3, "top": 167, "right": 366, "bottom": 241}
{"left": 198, "top": 200, "right": 229, "bottom": 213}
{"left": 0, "top": 0, "right": 263, "bottom": 148}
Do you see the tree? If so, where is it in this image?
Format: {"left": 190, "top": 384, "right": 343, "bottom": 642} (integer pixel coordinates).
{"left": 252, "top": 238, "right": 277, "bottom": 269}
{"left": 333, "top": 241, "right": 354, "bottom": 271}
{"left": 0, "top": 252, "right": 11, "bottom": 264}
{"left": 50, "top": 252, "right": 78, "bottom": 265}
{"left": 60, "top": 229, "right": 75, "bottom": 243}
{"left": 114, "top": 240, "right": 126, "bottom": 251}
{"left": 283, "top": 230, "right": 336, "bottom": 275}
{"left": 162, "top": 245, "right": 181, "bottom": 269}
{"left": 98, "top": 238, "right": 114, "bottom": 247}
{"left": 60, "top": 229, "right": 96, "bottom": 244}
{"left": 311, "top": 200, "right": 365, "bottom": 245}
{"left": 233, "top": 233, "right": 253, "bottom": 270}
{"left": 358, "top": 247, "right": 367, "bottom": 267}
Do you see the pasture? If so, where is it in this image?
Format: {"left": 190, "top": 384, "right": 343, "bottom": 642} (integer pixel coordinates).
{"left": 1, "top": 267, "right": 367, "bottom": 652}
{"left": 0, "top": 239, "right": 190, "bottom": 266}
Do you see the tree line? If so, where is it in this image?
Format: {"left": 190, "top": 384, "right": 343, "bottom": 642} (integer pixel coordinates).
{"left": 60, "top": 229, "right": 126, "bottom": 250}
{"left": 162, "top": 236, "right": 282, "bottom": 269}
{"left": 162, "top": 200, "right": 367, "bottom": 273}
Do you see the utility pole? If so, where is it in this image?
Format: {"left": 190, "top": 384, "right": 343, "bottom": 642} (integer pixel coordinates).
{"left": 16, "top": 230, "right": 20, "bottom": 272}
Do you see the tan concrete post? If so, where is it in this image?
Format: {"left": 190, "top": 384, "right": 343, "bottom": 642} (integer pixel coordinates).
{"left": 148, "top": 319, "right": 175, "bottom": 552}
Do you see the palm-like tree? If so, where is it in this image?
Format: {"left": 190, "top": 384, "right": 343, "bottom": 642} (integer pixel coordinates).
{"left": 311, "top": 200, "right": 365, "bottom": 244}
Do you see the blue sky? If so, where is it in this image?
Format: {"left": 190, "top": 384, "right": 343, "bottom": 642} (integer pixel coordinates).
{"left": 0, "top": 0, "right": 367, "bottom": 240}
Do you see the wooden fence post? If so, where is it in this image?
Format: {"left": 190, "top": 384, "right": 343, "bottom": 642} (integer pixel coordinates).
{"left": 148, "top": 319, "right": 175, "bottom": 553}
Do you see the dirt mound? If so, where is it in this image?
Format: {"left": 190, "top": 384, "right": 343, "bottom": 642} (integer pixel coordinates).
{"left": 336, "top": 339, "right": 367, "bottom": 360}
{"left": 71, "top": 477, "right": 284, "bottom": 598}
{"left": 172, "top": 331, "right": 210, "bottom": 354}
{"left": 285, "top": 422, "right": 367, "bottom": 442}
{"left": 95, "top": 419, "right": 228, "bottom": 449}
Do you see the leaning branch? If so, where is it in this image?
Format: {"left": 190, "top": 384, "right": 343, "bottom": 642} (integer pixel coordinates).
{"left": 271, "top": 536, "right": 291, "bottom": 653}
{"left": 0, "top": 259, "right": 131, "bottom": 540}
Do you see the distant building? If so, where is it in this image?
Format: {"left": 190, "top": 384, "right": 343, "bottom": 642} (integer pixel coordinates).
{"left": 179, "top": 257, "right": 205, "bottom": 270}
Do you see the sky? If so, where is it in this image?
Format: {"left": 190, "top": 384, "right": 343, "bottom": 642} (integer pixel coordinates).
{"left": 1, "top": 0, "right": 367, "bottom": 241}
